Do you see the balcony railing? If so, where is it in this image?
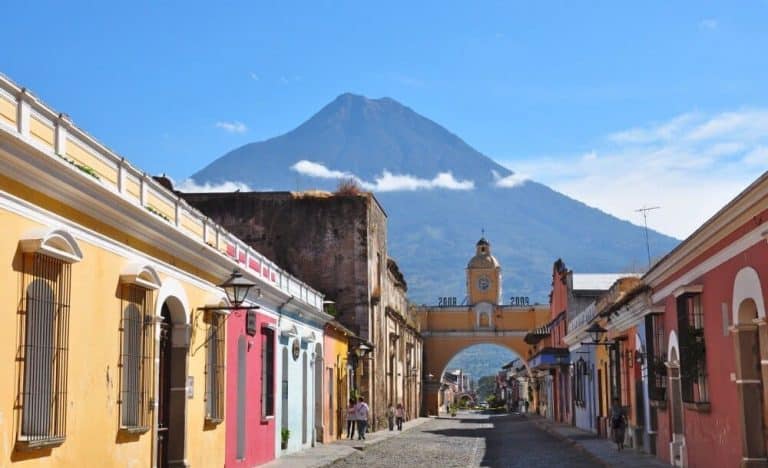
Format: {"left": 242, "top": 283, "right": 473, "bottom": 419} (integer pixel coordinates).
{"left": 0, "top": 75, "right": 322, "bottom": 310}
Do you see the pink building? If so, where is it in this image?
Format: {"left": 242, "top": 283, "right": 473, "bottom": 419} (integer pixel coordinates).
{"left": 644, "top": 172, "right": 768, "bottom": 467}
{"left": 225, "top": 309, "right": 277, "bottom": 467}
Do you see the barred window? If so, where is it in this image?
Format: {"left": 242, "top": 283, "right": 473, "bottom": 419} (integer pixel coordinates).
{"left": 678, "top": 293, "right": 708, "bottom": 403}
{"left": 646, "top": 314, "right": 667, "bottom": 401}
{"left": 19, "top": 253, "right": 71, "bottom": 448}
{"left": 261, "top": 327, "right": 275, "bottom": 417}
{"left": 205, "top": 312, "right": 226, "bottom": 422}
{"left": 120, "top": 284, "right": 153, "bottom": 431}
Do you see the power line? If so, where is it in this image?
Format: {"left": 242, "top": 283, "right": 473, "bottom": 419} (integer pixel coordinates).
{"left": 635, "top": 206, "right": 660, "bottom": 269}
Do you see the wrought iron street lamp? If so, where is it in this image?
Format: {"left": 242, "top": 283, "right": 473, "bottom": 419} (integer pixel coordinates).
{"left": 581, "top": 322, "right": 616, "bottom": 349}
{"left": 219, "top": 269, "right": 254, "bottom": 307}
{"left": 198, "top": 269, "right": 261, "bottom": 312}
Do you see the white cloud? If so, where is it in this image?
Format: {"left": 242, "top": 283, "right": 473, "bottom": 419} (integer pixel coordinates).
{"left": 290, "top": 160, "right": 474, "bottom": 192}
{"left": 290, "top": 160, "right": 355, "bottom": 180}
{"left": 700, "top": 18, "right": 718, "bottom": 30}
{"left": 501, "top": 109, "right": 768, "bottom": 239}
{"left": 491, "top": 169, "right": 528, "bottom": 188}
{"left": 175, "top": 178, "right": 252, "bottom": 193}
{"left": 371, "top": 171, "right": 474, "bottom": 191}
{"left": 215, "top": 121, "right": 248, "bottom": 134}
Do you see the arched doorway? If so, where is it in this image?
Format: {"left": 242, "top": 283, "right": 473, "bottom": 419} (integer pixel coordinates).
{"left": 157, "top": 297, "right": 189, "bottom": 468}
{"left": 667, "top": 331, "right": 685, "bottom": 467}
{"left": 732, "top": 267, "right": 768, "bottom": 466}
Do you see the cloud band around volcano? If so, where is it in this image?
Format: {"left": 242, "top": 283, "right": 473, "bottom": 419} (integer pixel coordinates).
{"left": 290, "top": 160, "right": 475, "bottom": 192}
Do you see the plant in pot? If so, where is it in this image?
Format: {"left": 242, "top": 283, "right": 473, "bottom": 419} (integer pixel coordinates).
{"left": 281, "top": 428, "right": 290, "bottom": 450}
{"left": 450, "top": 403, "right": 457, "bottom": 417}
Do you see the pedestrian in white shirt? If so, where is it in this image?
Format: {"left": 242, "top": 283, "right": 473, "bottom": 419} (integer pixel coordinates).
{"left": 355, "top": 396, "right": 370, "bottom": 440}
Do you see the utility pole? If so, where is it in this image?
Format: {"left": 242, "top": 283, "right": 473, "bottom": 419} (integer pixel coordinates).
{"left": 635, "top": 206, "right": 660, "bottom": 269}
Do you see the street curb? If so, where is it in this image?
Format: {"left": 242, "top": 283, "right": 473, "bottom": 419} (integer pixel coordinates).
{"left": 528, "top": 417, "right": 610, "bottom": 468}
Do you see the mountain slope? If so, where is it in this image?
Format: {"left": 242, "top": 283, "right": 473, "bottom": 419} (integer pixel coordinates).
{"left": 194, "top": 93, "right": 510, "bottom": 187}
{"left": 191, "top": 94, "right": 678, "bottom": 303}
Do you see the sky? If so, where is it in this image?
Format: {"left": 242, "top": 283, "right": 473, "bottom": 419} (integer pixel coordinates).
{"left": 2, "top": 1, "right": 767, "bottom": 239}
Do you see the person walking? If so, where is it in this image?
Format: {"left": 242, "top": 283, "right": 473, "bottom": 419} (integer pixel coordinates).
{"left": 610, "top": 398, "right": 628, "bottom": 451}
{"left": 356, "top": 396, "right": 370, "bottom": 440}
{"left": 346, "top": 398, "right": 357, "bottom": 440}
{"left": 387, "top": 403, "right": 395, "bottom": 431}
{"left": 395, "top": 403, "right": 405, "bottom": 431}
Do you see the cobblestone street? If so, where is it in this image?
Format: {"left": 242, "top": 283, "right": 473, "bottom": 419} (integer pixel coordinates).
{"left": 327, "top": 412, "right": 599, "bottom": 468}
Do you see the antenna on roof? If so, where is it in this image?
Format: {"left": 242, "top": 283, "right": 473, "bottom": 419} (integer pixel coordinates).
{"left": 635, "top": 206, "right": 660, "bottom": 269}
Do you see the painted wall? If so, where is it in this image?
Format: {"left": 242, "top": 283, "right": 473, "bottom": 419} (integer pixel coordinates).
{"left": 654, "top": 239, "right": 768, "bottom": 468}
{"left": 573, "top": 346, "right": 597, "bottom": 433}
{"left": 0, "top": 200, "right": 227, "bottom": 467}
{"left": 225, "top": 310, "right": 276, "bottom": 467}
{"left": 322, "top": 326, "right": 349, "bottom": 443}
{"left": 274, "top": 316, "right": 322, "bottom": 456}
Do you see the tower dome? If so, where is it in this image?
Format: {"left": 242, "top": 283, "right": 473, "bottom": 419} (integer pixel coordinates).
{"left": 467, "top": 237, "right": 500, "bottom": 269}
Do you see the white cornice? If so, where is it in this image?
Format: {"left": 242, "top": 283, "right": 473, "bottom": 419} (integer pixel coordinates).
{"left": 0, "top": 132, "right": 330, "bottom": 319}
{"left": 605, "top": 294, "right": 652, "bottom": 332}
{"left": 645, "top": 171, "right": 768, "bottom": 287}
{"left": 651, "top": 224, "right": 765, "bottom": 304}
{"left": 672, "top": 284, "right": 703, "bottom": 298}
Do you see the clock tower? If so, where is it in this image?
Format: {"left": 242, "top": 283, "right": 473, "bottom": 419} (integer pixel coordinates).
{"left": 466, "top": 237, "right": 502, "bottom": 305}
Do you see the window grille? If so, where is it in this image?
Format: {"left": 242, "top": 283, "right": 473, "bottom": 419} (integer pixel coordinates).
{"left": 120, "top": 284, "right": 153, "bottom": 431}
{"left": 205, "top": 312, "right": 225, "bottom": 422}
{"left": 620, "top": 341, "right": 630, "bottom": 406}
{"left": 678, "top": 293, "right": 708, "bottom": 403}
{"left": 261, "top": 327, "right": 275, "bottom": 417}
{"left": 646, "top": 314, "right": 667, "bottom": 401}
{"left": 19, "top": 253, "right": 71, "bottom": 447}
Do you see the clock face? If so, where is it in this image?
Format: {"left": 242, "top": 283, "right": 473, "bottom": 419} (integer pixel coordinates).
{"left": 478, "top": 276, "right": 490, "bottom": 291}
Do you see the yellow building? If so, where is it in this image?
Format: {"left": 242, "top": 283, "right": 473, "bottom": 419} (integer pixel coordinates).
{"left": 416, "top": 237, "right": 549, "bottom": 415}
{"left": 0, "top": 75, "right": 323, "bottom": 467}
{"left": 322, "top": 320, "right": 351, "bottom": 442}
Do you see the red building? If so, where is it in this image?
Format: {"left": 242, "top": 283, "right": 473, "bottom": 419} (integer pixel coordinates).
{"left": 644, "top": 172, "right": 768, "bottom": 467}
{"left": 549, "top": 259, "right": 572, "bottom": 424}
{"left": 224, "top": 309, "right": 277, "bottom": 467}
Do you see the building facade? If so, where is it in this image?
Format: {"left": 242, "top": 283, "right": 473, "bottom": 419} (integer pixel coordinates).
{"left": 322, "top": 320, "right": 352, "bottom": 443}
{"left": 0, "top": 75, "right": 326, "bottom": 467}
{"left": 417, "top": 238, "right": 549, "bottom": 415}
{"left": 181, "top": 190, "right": 422, "bottom": 432}
{"left": 641, "top": 172, "right": 768, "bottom": 467}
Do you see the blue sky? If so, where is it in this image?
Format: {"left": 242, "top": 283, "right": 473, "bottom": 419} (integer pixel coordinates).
{"left": 3, "top": 1, "right": 767, "bottom": 238}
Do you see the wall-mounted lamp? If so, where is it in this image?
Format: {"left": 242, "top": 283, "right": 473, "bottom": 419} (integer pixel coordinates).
{"left": 580, "top": 323, "right": 617, "bottom": 349}
{"left": 198, "top": 269, "right": 261, "bottom": 312}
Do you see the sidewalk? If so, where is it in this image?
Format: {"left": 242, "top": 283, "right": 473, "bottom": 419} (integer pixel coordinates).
{"left": 259, "top": 417, "right": 432, "bottom": 468}
{"left": 528, "top": 415, "right": 670, "bottom": 467}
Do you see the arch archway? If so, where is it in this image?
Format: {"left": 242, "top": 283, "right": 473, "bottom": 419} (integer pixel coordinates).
{"left": 156, "top": 294, "right": 189, "bottom": 468}
{"left": 732, "top": 266, "right": 768, "bottom": 466}
{"left": 422, "top": 337, "right": 532, "bottom": 415}
{"left": 666, "top": 330, "right": 686, "bottom": 467}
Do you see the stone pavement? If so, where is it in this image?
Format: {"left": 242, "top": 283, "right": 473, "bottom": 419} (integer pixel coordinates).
{"left": 259, "top": 417, "right": 431, "bottom": 468}
{"left": 529, "top": 414, "right": 670, "bottom": 467}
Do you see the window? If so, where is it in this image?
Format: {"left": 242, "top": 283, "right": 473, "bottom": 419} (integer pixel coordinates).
{"left": 645, "top": 314, "right": 667, "bottom": 401}
{"left": 205, "top": 312, "right": 226, "bottom": 422}
{"left": 261, "top": 327, "right": 275, "bottom": 418}
{"left": 120, "top": 284, "right": 153, "bottom": 431}
{"left": 620, "top": 342, "right": 630, "bottom": 406}
{"left": 574, "top": 358, "right": 588, "bottom": 407}
{"left": 19, "top": 253, "right": 71, "bottom": 447}
{"left": 678, "top": 293, "right": 708, "bottom": 403}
